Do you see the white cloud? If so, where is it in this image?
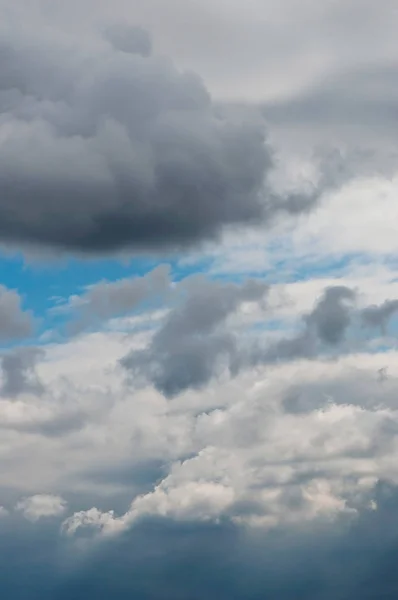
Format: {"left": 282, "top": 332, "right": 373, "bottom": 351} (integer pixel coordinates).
{"left": 15, "top": 494, "right": 67, "bottom": 522}
{"left": 54, "top": 334, "right": 398, "bottom": 538}
{"left": 1, "top": 271, "right": 398, "bottom": 533}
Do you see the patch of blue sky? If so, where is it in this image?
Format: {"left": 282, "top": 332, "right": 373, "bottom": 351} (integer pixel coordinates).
{"left": 0, "top": 253, "right": 155, "bottom": 336}
{"left": 0, "top": 250, "right": 217, "bottom": 340}
{"left": 1, "top": 245, "right": 387, "bottom": 347}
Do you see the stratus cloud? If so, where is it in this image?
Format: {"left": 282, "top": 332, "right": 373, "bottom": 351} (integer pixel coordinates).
{"left": 0, "top": 15, "right": 347, "bottom": 256}
{"left": 0, "top": 285, "right": 34, "bottom": 342}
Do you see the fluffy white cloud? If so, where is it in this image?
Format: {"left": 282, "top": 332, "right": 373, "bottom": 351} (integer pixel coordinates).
{"left": 1, "top": 271, "right": 398, "bottom": 537}
{"left": 15, "top": 494, "right": 67, "bottom": 521}
{"left": 57, "top": 343, "right": 398, "bottom": 537}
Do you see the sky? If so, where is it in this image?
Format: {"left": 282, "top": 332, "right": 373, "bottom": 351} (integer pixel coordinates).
{"left": 1, "top": 0, "right": 398, "bottom": 597}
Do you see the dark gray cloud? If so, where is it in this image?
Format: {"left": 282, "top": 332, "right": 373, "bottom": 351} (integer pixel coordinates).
{"left": 121, "top": 281, "right": 359, "bottom": 396}
{"left": 0, "top": 347, "right": 44, "bottom": 397}
{"left": 0, "top": 21, "right": 329, "bottom": 256}
{"left": 121, "top": 276, "right": 269, "bottom": 396}
{"left": 361, "top": 299, "right": 398, "bottom": 332}
{"left": 245, "top": 285, "right": 356, "bottom": 368}
{"left": 305, "top": 286, "right": 356, "bottom": 345}
{"left": 120, "top": 279, "right": 398, "bottom": 396}
{"left": 0, "top": 285, "right": 34, "bottom": 342}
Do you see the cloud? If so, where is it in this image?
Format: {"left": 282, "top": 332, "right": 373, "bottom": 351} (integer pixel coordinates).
{"left": 361, "top": 299, "right": 398, "bottom": 332}
{"left": 104, "top": 24, "right": 152, "bottom": 57}
{"left": 121, "top": 276, "right": 269, "bottom": 396}
{"left": 0, "top": 347, "right": 44, "bottom": 397}
{"left": 3, "top": 494, "right": 398, "bottom": 600}
{"left": 2, "top": 6, "right": 398, "bottom": 599}
{"left": 264, "top": 62, "right": 398, "bottom": 149}
{"left": 304, "top": 285, "right": 356, "bottom": 345}
{"left": 15, "top": 494, "right": 67, "bottom": 522}
{"left": 57, "top": 495, "right": 398, "bottom": 599}
{"left": 67, "top": 264, "right": 171, "bottom": 331}
{"left": 121, "top": 279, "right": 380, "bottom": 396}
{"left": 0, "top": 285, "right": 34, "bottom": 341}
{"left": 0, "top": 15, "right": 335, "bottom": 257}
{"left": 3, "top": 310, "right": 398, "bottom": 599}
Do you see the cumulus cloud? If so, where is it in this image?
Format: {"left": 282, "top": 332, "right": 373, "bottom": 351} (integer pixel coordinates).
{"left": 121, "top": 280, "right": 390, "bottom": 395}
{"left": 15, "top": 494, "right": 67, "bottom": 522}
{"left": 121, "top": 275, "right": 269, "bottom": 396}
{"left": 0, "top": 16, "right": 335, "bottom": 256}
{"left": 0, "top": 285, "right": 34, "bottom": 341}
{"left": 3, "top": 313, "right": 398, "bottom": 598}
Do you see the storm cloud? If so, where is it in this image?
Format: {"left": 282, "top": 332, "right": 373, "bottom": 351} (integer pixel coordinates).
{"left": 0, "top": 19, "right": 329, "bottom": 256}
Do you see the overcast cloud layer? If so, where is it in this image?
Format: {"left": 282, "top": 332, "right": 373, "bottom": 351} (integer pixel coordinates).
{"left": 2, "top": 0, "right": 398, "bottom": 598}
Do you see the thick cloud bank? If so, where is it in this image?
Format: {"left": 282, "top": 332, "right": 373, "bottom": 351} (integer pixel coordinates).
{"left": 4, "top": 490, "right": 398, "bottom": 600}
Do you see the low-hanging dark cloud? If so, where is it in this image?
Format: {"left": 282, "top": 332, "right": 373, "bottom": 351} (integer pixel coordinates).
{"left": 0, "top": 20, "right": 340, "bottom": 256}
